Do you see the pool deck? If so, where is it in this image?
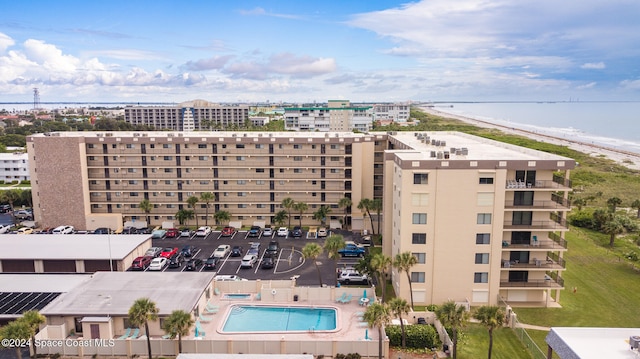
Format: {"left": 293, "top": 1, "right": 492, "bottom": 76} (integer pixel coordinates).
{"left": 193, "top": 295, "right": 379, "bottom": 343}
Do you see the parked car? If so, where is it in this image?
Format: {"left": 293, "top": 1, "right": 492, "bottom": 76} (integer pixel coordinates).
{"left": 168, "top": 253, "right": 184, "bottom": 268}
{"left": 151, "top": 229, "right": 167, "bottom": 239}
{"left": 14, "top": 209, "right": 33, "bottom": 220}
{"left": 145, "top": 247, "right": 163, "bottom": 258}
{"left": 338, "top": 242, "right": 366, "bottom": 257}
{"left": 0, "top": 204, "right": 11, "bottom": 213}
{"left": 148, "top": 257, "right": 168, "bottom": 271}
{"left": 131, "top": 256, "right": 153, "bottom": 270}
{"left": 0, "top": 224, "right": 11, "bottom": 234}
{"left": 159, "top": 247, "right": 178, "bottom": 258}
{"left": 180, "top": 228, "right": 194, "bottom": 238}
{"left": 277, "top": 227, "right": 289, "bottom": 237}
{"left": 165, "top": 228, "right": 179, "bottom": 238}
{"left": 230, "top": 245, "right": 244, "bottom": 257}
{"left": 248, "top": 242, "right": 260, "bottom": 256}
{"left": 213, "top": 275, "right": 248, "bottom": 281}
{"left": 260, "top": 256, "right": 275, "bottom": 269}
{"left": 184, "top": 258, "right": 203, "bottom": 271}
{"left": 16, "top": 227, "right": 33, "bottom": 235}
{"left": 221, "top": 226, "right": 236, "bottom": 237}
{"left": 248, "top": 225, "right": 261, "bottom": 237}
{"left": 266, "top": 240, "right": 279, "bottom": 256}
{"left": 195, "top": 226, "right": 212, "bottom": 237}
{"left": 292, "top": 226, "right": 303, "bottom": 238}
{"left": 240, "top": 254, "right": 258, "bottom": 268}
{"left": 92, "top": 227, "right": 111, "bottom": 234}
{"left": 337, "top": 270, "right": 369, "bottom": 284}
{"left": 262, "top": 227, "right": 273, "bottom": 237}
{"left": 181, "top": 245, "right": 197, "bottom": 257}
{"left": 52, "top": 225, "right": 74, "bottom": 234}
{"left": 213, "top": 244, "right": 231, "bottom": 258}
{"left": 317, "top": 227, "right": 328, "bottom": 238}
{"left": 203, "top": 257, "right": 219, "bottom": 270}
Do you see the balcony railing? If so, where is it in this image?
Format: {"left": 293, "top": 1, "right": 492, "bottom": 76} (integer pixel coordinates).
{"left": 504, "top": 193, "right": 571, "bottom": 210}
{"left": 503, "top": 218, "right": 569, "bottom": 230}
{"left": 501, "top": 256, "right": 565, "bottom": 270}
{"left": 501, "top": 238, "right": 567, "bottom": 250}
{"left": 505, "top": 178, "right": 571, "bottom": 190}
{"left": 500, "top": 276, "right": 564, "bottom": 288}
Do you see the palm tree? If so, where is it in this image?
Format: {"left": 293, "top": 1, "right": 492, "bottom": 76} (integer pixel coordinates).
{"left": 0, "top": 318, "right": 31, "bottom": 359}
{"left": 175, "top": 209, "right": 193, "bottom": 226}
{"left": 128, "top": 298, "right": 159, "bottom": 359}
{"left": 162, "top": 310, "right": 194, "bottom": 354}
{"left": 338, "top": 197, "right": 352, "bottom": 230}
{"left": 370, "top": 253, "right": 392, "bottom": 302}
{"left": 274, "top": 210, "right": 288, "bottom": 226}
{"left": 139, "top": 199, "right": 152, "bottom": 226}
{"left": 394, "top": 252, "right": 418, "bottom": 309}
{"left": 302, "top": 243, "right": 323, "bottom": 286}
{"left": 371, "top": 198, "right": 382, "bottom": 236}
{"left": 388, "top": 297, "right": 411, "bottom": 348}
{"left": 572, "top": 197, "right": 587, "bottom": 211}
{"left": 281, "top": 197, "right": 295, "bottom": 228}
{"left": 22, "top": 310, "right": 45, "bottom": 358}
{"left": 603, "top": 214, "right": 626, "bottom": 247}
{"left": 473, "top": 306, "right": 505, "bottom": 359}
{"left": 607, "top": 196, "right": 622, "bottom": 212}
{"left": 187, "top": 196, "right": 199, "bottom": 227}
{"left": 631, "top": 199, "right": 640, "bottom": 218}
{"left": 435, "top": 300, "right": 470, "bottom": 359}
{"left": 214, "top": 210, "right": 231, "bottom": 226}
{"left": 293, "top": 201, "right": 308, "bottom": 227}
{"left": 20, "top": 189, "right": 32, "bottom": 208}
{"left": 323, "top": 234, "right": 346, "bottom": 261}
{"left": 363, "top": 302, "right": 392, "bottom": 359}
{"left": 200, "top": 192, "right": 214, "bottom": 226}
{"left": 358, "top": 198, "right": 375, "bottom": 235}
{"left": 312, "top": 205, "right": 331, "bottom": 226}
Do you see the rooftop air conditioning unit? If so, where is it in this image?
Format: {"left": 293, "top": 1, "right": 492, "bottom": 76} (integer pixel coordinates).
{"left": 630, "top": 336, "right": 640, "bottom": 349}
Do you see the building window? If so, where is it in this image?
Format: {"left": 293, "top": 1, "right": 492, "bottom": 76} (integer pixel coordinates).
{"left": 474, "top": 272, "right": 489, "bottom": 283}
{"left": 413, "top": 253, "right": 426, "bottom": 264}
{"left": 476, "top": 233, "right": 491, "bottom": 244}
{"left": 166, "top": 192, "right": 175, "bottom": 197}
{"left": 236, "top": 144, "right": 245, "bottom": 149}
{"left": 413, "top": 173, "right": 428, "bottom": 184}
{"left": 475, "top": 253, "right": 490, "bottom": 264}
{"left": 126, "top": 144, "right": 135, "bottom": 149}
{"left": 479, "top": 177, "right": 494, "bottom": 184}
{"left": 236, "top": 156, "right": 245, "bottom": 161}
{"left": 256, "top": 168, "right": 265, "bottom": 173}
{"left": 88, "top": 144, "right": 95, "bottom": 149}
{"left": 257, "top": 204, "right": 265, "bottom": 208}
{"left": 163, "top": 144, "right": 172, "bottom": 149}
{"left": 412, "top": 233, "right": 426, "bottom": 244}
{"left": 237, "top": 180, "right": 246, "bottom": 185}
{"left": 293, "top": 144, "right": 302, "bottom": 149}
{"left": 256, "top": 180, "right": 265, "bottom": 185}
{"left": 412, "top": 213, "right": 427, "bottom": 224}
{"left": 293, "top": 169, "right": 302, "bottom": 173}
{"left": 128, "top": 180, "right": 138, "bottom": 185}
{"left": 293, "top": 156, "right": 303, "bottom": 161}
{"left": 477, "top": 213, "right": 492, "bottom": 224}
{"left": 129, "top": 192, "right": 138, "bottom": 197}
{"left": 255, "top": 144, "right": 264, "bottom": 149}
{"left": 238, "top": 204, "right": 247, "bottom": 208}
{"left": 198, "top": 144, "right": 207, "bottom": 149}
{"left": 163, "top": 156, "right": 173, "bottom": 161}
{"left": 410, "top": 272, "right": 425, "bottom": 283}
{"left": 199, "top": 156, "right": 207, "bottom": 161}
{"left": 88, "top": 156, "right": 95, "bottom": 161}
{"left": 164, "top": 168, "right": 173, "bottom": 173}
{"left": 411, "top": 193, "right": 428, "bottom": 206}
{"left": 330, "top": 156, "right": 340, "bottom": 161}
{"left": 238, "top": 192, "right": 247, "bottom": 197}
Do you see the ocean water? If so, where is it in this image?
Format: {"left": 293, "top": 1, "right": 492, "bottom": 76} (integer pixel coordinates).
{"left": 433, "top": 102, "right": 640, "bottom": 154}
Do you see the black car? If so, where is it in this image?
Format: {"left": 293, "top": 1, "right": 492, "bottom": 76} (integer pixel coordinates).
{"left": 168, "top": 253, "right": 184, "bottom": 268}
{"left": 185, "top": 258, "right": 203, "bottom": 271}
{"left": 292, "top": 226, "right": 303, "bottom": 237}
{"left": 266, "top": 240, "right": 279, "bottom": 256}
{"left": 93, "top": 227, "right": 111, "bottom": 234}
{"left": 230, "top": 246, "right": 244, "bottom": 257}
{"left": 248, "top": 225, "right": 261, "bottom": 237}
{"left": 181, "top": 245, "right": 197, "bottom": 257}
{"left": 203, "top": 257, "right": 219, "bottom": 270}
{"left": 260, "top": 256, "right": 275, "bottom": 269}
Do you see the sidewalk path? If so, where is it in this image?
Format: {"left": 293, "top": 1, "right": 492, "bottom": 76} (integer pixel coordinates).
{"left": 517, "top": 323, "right": 551, "bottom": 331}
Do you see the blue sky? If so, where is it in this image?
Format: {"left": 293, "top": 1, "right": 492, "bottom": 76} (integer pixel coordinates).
{"left": 1, "top": 0, "right": 639, "bottom": 103}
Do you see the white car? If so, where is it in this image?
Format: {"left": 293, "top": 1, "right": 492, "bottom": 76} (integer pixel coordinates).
{"left": 317, "top": 227, "right": 328, "bottom": 237}
{"left": 277, "top": 227, "right": 289, "bottom": 237}
{"left": 195, "top": 226, "right": 212, "bottom": 237}
{"left": 240, "top": 254, "right": 258, "bottom": 268}
{"left": 262, "top": 227, "right": 273, "bottom": 237}
{"left": 213, "top": 244, "right": 231, "bottom": 258}
{"left": 0, "top": 224, "right": 11, "bottom": 234}
{"left": 148, "top": 257, "right": 167, "bottom": 271}
{"left": 52, "top": 225, "right": 75, "bottom": 234}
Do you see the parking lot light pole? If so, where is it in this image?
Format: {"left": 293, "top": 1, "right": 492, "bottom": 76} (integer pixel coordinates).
{"left": 108, "top": 230, "right": 113, "bottom": 271}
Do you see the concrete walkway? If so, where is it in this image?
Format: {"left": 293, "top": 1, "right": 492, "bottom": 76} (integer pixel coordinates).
{"left": 517, "top": 322, "right": 551, "bottom": 331}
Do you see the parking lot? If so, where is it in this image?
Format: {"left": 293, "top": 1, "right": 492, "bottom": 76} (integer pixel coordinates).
{"left": 141, "top": 228, "right": 369, "bottom": 287}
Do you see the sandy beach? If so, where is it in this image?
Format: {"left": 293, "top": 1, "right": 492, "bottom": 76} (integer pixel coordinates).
{"left": 419, "top": 106, "right": 640, "bottom": 171}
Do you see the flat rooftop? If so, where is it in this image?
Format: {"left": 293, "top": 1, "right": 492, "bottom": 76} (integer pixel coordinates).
{"left": 0, "top": 234, "right": 150, "bottom": 260}
{"left": 0, "top": 274, "right": 91, "bottom": 292}
{"left": 29, "top": 131, "right": 373, "bottom": 140}
{"left": 41, "top": 271, "right": 215, "bottom": 316}
{"left": 389, "top": 131, "right": 576, "bottom": 163}
{"left": 546, "top": 327, "right": 640, "bottom": 359}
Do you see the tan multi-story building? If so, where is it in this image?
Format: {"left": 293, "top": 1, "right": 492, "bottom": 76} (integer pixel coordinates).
{"left": 27, "top": 130, "right": 574, "bottom": 307}
{"left": 382, "top": 132, "right": 574, "bottom": 307}
{"left": 124, "top": 100, "right": 250, "bottom": 130}
{"left": 27, "top": 131, "right": 374, "bottom": 231}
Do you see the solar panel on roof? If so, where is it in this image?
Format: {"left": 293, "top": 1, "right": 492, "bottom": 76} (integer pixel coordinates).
{"left": 0, "top": 292, "right": 62, "bottom": 315}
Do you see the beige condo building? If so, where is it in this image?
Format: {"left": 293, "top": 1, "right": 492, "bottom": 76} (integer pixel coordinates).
{"left": 27, "top": 130, "right": 574, "bottom": 307}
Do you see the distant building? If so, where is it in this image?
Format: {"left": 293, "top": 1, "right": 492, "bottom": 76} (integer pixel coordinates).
{"left": 124, "top": 100, "right": 249, "bottom": 130}
{"left": 372, "top": 103, "right": 410, "bottom": 122}
{"left": 0, "top": 152, "right": 29, "bottom": 182}
{"left": 249, "top": 116, "right": 271, "bottom": 126}
{"left": 284, "top": 100, "right": 373, "bottom": 132}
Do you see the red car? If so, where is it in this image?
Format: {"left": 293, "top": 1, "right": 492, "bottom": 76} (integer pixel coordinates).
{"left": 165, "top": 228, "right": 179, "bottom": 238}
{"left": 160, "top": 247, "right": 178, "bottom": 258}
{"left": 221, "top": 226, "right": 236, "bottom": 237}
{"left": 131, "top": 256, "right": 153, "bottom": 270}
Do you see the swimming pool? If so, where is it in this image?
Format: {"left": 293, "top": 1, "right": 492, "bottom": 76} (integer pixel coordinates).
{"left": 221, "top": 305, "right": 338, "bottom": 333}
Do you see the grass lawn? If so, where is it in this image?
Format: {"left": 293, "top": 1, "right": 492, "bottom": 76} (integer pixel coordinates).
{"left": 457, "top": 325, "right": 533, "bottom": 359}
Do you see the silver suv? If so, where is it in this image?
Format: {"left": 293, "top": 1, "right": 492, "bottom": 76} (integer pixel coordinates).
{"left": 337, "top": 270, "right": 369, "bottom": 284}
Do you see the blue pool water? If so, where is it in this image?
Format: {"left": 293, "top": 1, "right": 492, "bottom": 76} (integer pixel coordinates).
{"left": 222, "top": 305, "right": 337, "bottom": 332}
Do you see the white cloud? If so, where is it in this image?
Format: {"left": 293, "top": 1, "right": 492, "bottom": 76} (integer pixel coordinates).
{"left": 581, "top": 62, "right": 605, "bottom": 70}
{"left": 224, "top": 53, "right": 336, "bottom": 79}
{"left": 85, "top": 49, "right": 165, "bottom": 61}
{"left": 0, "top": 32, "right": 15, "bottom": 52}
{"left": 184, "top": 55, "right": 235, "bottom": 71}
{"left": 238, "top": 7, "right": 301, "bottom": 20}
{"left": 23, "top": 39, "right": 79, "bottom": 73}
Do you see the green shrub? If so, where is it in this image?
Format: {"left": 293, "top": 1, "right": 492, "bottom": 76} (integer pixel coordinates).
{"left": 569, "top": 210, "right": 595, "bottom": 228}
{"left": 426, "top": 304, "right": 438, "bottom": 312}
{"left": 625, "top": 251, "right": 639, "bottom": 261}
{"left": 385, "top": 324, "right": 441, "bottom": 349}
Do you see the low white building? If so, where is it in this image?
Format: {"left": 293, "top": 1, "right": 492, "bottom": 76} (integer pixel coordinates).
{"left": 0, "top": 152, "right": 29, "bottom": 182}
